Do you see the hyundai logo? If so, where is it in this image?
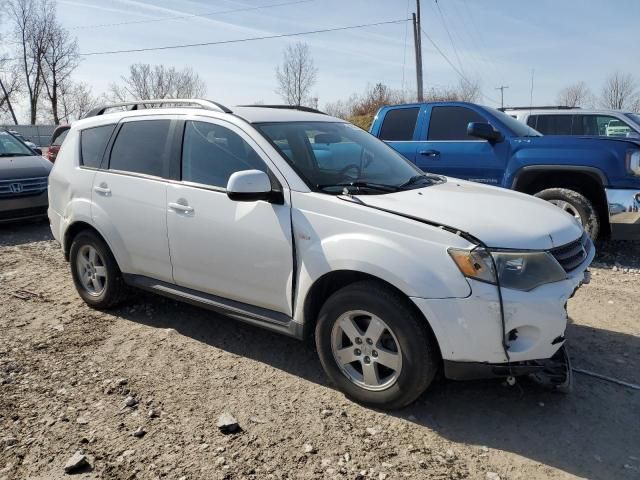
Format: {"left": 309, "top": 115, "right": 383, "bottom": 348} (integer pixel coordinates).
{"left": 9, "top": 183, "right": 23, "bottom": 193}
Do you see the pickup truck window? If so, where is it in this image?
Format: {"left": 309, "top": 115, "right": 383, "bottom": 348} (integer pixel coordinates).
{"left": 534, "top": 115, "right": 573, "bottom": 135}
{"left": 379, "top": 107, "right": 419, "bottom": 141}
{"left": 427, "top": 106, "right": 486, "bottom": 141}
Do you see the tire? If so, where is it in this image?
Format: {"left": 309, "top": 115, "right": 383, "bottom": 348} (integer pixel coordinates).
{"left": 315, "top": 280, "right": 439, "bottom": 410}
{"left": 534, "top": 188, "right": 600, "bottom": 240}
{"left": 69, "top": 230, "right": 128, "bottom": 309}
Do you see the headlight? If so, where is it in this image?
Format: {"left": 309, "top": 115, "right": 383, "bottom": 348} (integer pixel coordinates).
{"left": 627, "top": 150, "right": 640, "bottom": 175}
{"left": 448, "top": 247, "right": 567, "bottom": 291}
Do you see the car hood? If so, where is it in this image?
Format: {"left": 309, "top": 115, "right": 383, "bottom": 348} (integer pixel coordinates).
{"left": 356, "top": 178, "right": 584, "bottom": 250}
{"left": 0, "top": 155, "right": 52, "bottom": 180}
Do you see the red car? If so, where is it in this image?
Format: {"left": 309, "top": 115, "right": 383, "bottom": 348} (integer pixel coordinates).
{"left": 46, "top": 125, "right": 70, "bottom": 162}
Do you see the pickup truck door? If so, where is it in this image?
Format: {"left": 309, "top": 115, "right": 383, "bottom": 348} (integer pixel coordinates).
{"left": 374, "top": 105, "right": 421, "bottom": 162}
{"left": 413, "top": 105, "right": 506, "bottom": 186}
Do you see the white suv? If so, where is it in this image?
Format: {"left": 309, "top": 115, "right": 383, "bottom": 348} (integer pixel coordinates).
{"left": 48, "top": 99, "right": 593, "bottom": 409}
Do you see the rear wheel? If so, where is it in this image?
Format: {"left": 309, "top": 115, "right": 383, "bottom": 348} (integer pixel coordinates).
{"left": 69, "top": 231, "right": 127, "bottom": 309}
{"left": 534, "top": 188, "right": 600, "bottom": 240}
{"left": 315, "top": 281, "right": 439, "bottom": 409}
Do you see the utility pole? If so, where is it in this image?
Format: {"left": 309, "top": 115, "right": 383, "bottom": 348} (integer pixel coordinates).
{"left": 495, "top": 85, "right": 509, "bottom": 109}
{"left": 413, "top": 1, "right": 424, "bottom": 101}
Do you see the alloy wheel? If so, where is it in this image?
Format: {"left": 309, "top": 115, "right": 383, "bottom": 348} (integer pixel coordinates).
{"left": 76, "top": 245, "right": 107, "bottom": 296}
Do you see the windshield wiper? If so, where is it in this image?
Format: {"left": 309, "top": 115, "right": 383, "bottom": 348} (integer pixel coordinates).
{"left": 0, "top": 153, "right": 32, "bottom": 157}
{"left": 317, "top": 181, "right": 401, "bottom": 193}
{"left": 399, "top": 173, "right": 442, "bottom": 188}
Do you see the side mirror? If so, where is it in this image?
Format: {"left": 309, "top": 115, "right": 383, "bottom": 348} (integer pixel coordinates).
{"left": 33, "top": 147, "right": 43, "bottom": 156}
{"left": 467, "top": 122, "right": 503, "bottom": 143}
{"left": 226, "top": 169, "right": 282, "bottom": 203}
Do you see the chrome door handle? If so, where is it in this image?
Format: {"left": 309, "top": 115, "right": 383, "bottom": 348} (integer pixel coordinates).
{"left": 94, "top": 184, "right": 111, "bottom": 195}
{"left": 168, "top": 202, "right": 194, "bottom": 214}
{"left": 419, "top": 149, "right": 440, "bottom": 158}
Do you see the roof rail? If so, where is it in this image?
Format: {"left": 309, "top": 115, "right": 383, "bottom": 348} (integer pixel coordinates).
{"left": 83, "top": 99, "right": 233, "bottom": 119}
{"left": 239, "top": 104, "right": 326, "bottom": 115}
{"left": 501, "top": 105, "right": 580, "bottom": 111}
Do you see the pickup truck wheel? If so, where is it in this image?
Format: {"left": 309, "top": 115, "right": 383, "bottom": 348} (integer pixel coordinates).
{"left": 315, "top": 281, "right": 438, "bottom": 410}
{"left": 69, "top": 231, "right": 128, "bottom": 309}
{"left": 534, "top": 188, "right": 600, "bottom": 240}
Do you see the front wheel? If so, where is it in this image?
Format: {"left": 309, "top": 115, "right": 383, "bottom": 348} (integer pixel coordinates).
{"left": 534, "top": 188, "right": 600, "bottom": 240}
{"left": 315, "top": 281, "right": 439, "bottom": 410}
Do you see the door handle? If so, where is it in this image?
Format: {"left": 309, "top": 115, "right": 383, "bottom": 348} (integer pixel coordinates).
{"left": 94, "top": 183, "right": 111, "bottom": 195}
{"left": 168, "top": 202, "right": 194, "bottom": 214}
{"left": 419, "top": 149, "right": 440, "bottom": 158}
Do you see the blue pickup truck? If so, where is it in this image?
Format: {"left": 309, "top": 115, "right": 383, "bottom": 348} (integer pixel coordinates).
{"left": 370, "top": 102, "right": 640, "bottom": 240}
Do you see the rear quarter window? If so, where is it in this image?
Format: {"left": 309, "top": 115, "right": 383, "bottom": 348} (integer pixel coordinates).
{"left": 379, "top": 108, "right": 420, "bottom": 141}
{"left": 80, "top": 124, "right": 116, "bottom": 168}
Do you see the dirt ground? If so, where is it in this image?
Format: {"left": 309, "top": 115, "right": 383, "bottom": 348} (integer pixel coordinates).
{"left": 0, "top": 220, "right": 638, "bottom": 480}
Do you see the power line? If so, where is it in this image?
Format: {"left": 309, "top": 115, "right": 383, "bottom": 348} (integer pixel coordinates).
{"left": 77, "top": 18, "right": 410, "bottom": 57}
{"left": 433, "top": 0, "right": 464, "bottom": 75}
{"left": 69, "top": 0, "right": 314, "bottom": 30}
{"left": 420, "top": 26, "right": 499, "bottom": 104}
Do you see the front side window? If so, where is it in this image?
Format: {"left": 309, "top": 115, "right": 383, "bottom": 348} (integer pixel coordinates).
{"left": 181, "top": 121, "right": 267, "bottom": 188}
{"left": 0, "top": 131, "right": 33, "bottom": 157}
{"left": 597, "top": 116, "right": 633, "bottom": 137}
{"left": 80, "top": 125, "right": 116, "bottom": 168}
{"left": 258, "top": 121, "right": 434, "bottom": 194}
{"left": 109, "top": 120, "right": 171, "bottom": 177}
{"left": 427, "top": 106, "right": 486, "bottom": 140}
{"left": 379, "top": 107, "right": 419, "bottom": 141}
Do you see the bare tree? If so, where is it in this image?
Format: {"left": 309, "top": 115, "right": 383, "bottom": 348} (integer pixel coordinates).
{"left": 556, "top": 81, "right": 593, "bottom": 108}
{"left": 58, "top": 81, "right": 99, "bottom": 123}
{"left": 601, "top": 72, "right": 637, "bottom": 109}
{"left": 8, "top": 0, "right": 51, "bottom": 124}
{"left": 109, "top": 63, "right": 207, "bottom": 101}
{"left": 0, "top": 56, "right": 21, "bottom": 124}
{"left": 275, "top": 42, "right": 317, "bottom": 106}
{"left": 42, "top": 11, "right": 79, "bottom": 124}
{"left": 424, "top": 79, "right": 481, "bottom": 102}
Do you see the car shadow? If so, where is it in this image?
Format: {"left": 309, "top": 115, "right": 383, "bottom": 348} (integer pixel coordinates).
{"left": 119, "top": 294, "right": 639, "bottom": 480}
{"left": 0, "top": 218, "right": 52, "bottom": 247}
{"left": 593, "top": 240, "right": 640, "bottom": 270}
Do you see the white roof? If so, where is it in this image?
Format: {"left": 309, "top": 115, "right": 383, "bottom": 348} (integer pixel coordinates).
{"left": 232, "top": 106, "right": 342, "bottom": 123}
{"left": 505, "top": 108, "right": 634, "bottom": 116}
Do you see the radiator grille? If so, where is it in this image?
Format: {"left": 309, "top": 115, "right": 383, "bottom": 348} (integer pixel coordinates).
{"left": 0, "top": 177, "right": 48, "bottom": 198}
{"left": 550, "top": 233, "right": 591, "bottom": 272}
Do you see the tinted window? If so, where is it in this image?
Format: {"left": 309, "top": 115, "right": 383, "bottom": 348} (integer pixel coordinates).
{"left": 427, "top": 106, "right": 487, "bottom": 140}
{"left": 379, "top": 108, "right": 419, "bottom": 141}
{"left": 181, "top": 121, "right": 267, "bottom": 188}
{"left": 80, "top": 125, "right": 115, "bottom": 168}
{"left": 534, "top": 115, "right": 572, "bottom": 135}
{"left": 109, "top": 120, "right": 170, "bottom": 176}
{"left": 527, "top": 115, "right": 537, "bottom": 128}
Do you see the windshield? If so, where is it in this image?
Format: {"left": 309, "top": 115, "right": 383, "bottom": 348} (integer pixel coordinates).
{"left": 489, "top": 108, "right": 542, "bottom": 137}
{"left": 0, "top": 131, "right": 34, "bottom": 156}
{"left": 258, "top": 121, "right": 441, "bottom": 194}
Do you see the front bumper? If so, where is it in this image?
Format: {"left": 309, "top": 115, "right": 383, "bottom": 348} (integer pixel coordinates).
{"left": 606, "top": 188, "right": 640, "bottom": 240}
{"left": 411, "top": 248, "right": 593, "bottom": 366}
{"left": 0, "top": 191, "right": 49, "bottom": 223}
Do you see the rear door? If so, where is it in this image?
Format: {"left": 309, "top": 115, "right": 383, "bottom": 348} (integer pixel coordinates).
{"left": 376, "top": 106, "right": 421, "bottom": 163}
{"left": 91, "top": 117, "right": 175, "bottom": 282}
{"left": 415, "top": 105, "right": 506, "bottom": 185}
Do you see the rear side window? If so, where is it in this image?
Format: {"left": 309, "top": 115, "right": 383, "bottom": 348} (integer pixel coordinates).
{"left": 80, "top": 125, "right": 116, "bottom": 168}
{"left": 526, "top": 115, "right": 537, "bottom": 128}
{"left": 379, "top": 108, "right": 419, "bottom": 141}
{"left": 427, "top": 106, "right": 486, "bottom": 140}
{"left": 534, "top": 115, "right": 572, "bottom": 135}
{"left": 109, "top": 120, "right": 171, "bottom": 177}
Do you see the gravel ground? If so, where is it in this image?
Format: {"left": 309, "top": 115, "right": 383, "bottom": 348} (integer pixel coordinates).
{"left": 0, "top": 220, "right": 638, "bottom": 480}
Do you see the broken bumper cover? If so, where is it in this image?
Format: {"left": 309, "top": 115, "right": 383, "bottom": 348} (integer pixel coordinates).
{"left": 606, "top": 187, "right": 640, "bottom": 240}
{"left": 410, "top": 247, "right": 593, "bottom": 367}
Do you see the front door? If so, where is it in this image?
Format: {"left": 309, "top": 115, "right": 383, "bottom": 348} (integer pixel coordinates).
{"left": 166, "top": 118, "right": 294, "bottom": 315}
{"left": 91, "top": 117, "right": 174, "bottom": 282}
{"left": 415, "top": 105, "right": 506, "bottom": 187}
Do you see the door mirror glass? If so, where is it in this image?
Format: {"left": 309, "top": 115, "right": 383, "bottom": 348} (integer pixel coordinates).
{"left": 226, "top": 169, "right": 276, "bottom": 202}
{"left": 467, "top": 122, "right": 503, "bottom": 143}
{"left": 33, "top": 147, "right": 43, "bottom": 156}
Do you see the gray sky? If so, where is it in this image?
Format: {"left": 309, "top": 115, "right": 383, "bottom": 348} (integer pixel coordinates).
{"left": 4, "top": 0, "right": 640, "bottom": 115}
